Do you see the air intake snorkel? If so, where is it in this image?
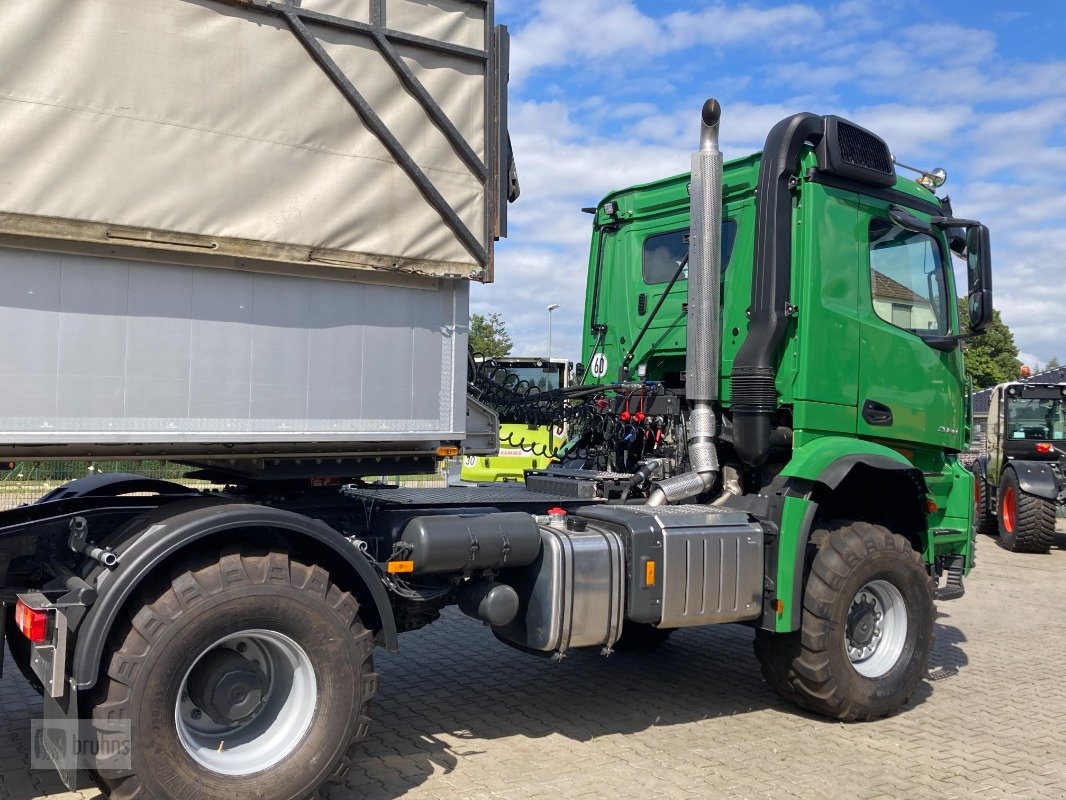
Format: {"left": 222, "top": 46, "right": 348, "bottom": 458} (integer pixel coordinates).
{"left": 649, "top": 99, "right": 723, "bottom": 506}
{"left": 729, "top": 112, "right": 824, "bottom": 468}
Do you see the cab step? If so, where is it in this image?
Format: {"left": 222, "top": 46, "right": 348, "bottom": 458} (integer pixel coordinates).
{"left": 935, "top": 555, "right": 965, "bottom": 601}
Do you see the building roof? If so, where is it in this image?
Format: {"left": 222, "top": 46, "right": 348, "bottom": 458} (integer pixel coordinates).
{"left": 970, "top": 365, "right": 1066, "bottom": 415}
{"left": 871, "top": 271, "right": 926, "bottom": 304}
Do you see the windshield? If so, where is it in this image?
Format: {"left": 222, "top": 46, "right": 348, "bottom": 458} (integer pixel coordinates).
{"left": 1006, "top": 397, "right": 1066, "bottom": 441}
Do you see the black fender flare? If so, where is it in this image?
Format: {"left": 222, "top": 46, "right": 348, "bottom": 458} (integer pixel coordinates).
{"left": 72, "top": 501, "right": 397, "bottom": 691}
{"left": 1005, "top": 461, "right": 1059, "bottom": 501}
{"left": 815, "top": 453, "right": 927, "bottom": 493}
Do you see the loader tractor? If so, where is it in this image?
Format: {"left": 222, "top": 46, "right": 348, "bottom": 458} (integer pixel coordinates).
{"left": 973, "top": 382, "right": 1066, "bottom": 552}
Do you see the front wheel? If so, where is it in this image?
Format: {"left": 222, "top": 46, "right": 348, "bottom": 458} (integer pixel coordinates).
{"left": 85, "top": 551, "right": 377, "bottom": 800}
{"left": 754, "top": 520, "right": 934, "bottom": 721}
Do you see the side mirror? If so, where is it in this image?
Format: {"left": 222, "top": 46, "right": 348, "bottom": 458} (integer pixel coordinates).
{"left": 575, "top": 362, "right": 586, "bottom": 377}
{"left": 966, "top": 224, "right": 993, "bottom": 333}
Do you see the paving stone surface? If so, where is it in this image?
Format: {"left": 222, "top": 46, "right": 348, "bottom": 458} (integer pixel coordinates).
{"left": 3, "top": 524, "right": 1065, "bottom": 800}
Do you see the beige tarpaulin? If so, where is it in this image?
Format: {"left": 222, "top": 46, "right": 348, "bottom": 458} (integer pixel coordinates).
{"left": 0, "top": 0, "right": 496, "bottom": 279}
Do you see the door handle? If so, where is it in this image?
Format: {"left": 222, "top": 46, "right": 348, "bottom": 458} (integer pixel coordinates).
{"left": 862, "top": 399, "right": 893, "bottom": 426}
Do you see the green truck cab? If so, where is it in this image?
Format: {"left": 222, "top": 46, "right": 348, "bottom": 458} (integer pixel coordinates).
{"left": 578, "top": 111, "right": 989, "bottom": 642}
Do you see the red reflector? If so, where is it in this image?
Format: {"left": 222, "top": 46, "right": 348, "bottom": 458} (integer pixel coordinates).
{"left": 1035, "top": 442, "right": 1053, "bottom": 454}
{"left": 14, "top": 599, "right": 50, "bottom": 644}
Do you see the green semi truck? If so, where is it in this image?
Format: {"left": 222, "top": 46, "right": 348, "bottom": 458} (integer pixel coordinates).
{"left": 0, "top": 3, "right": 991, "bottom": 798}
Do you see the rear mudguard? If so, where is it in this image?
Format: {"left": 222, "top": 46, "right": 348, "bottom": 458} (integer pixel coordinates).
{"left": 72, "top": 500, "right": 397, "bottom": 691}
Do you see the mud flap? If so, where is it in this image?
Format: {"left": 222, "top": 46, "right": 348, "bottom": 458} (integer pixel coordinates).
{"left": 40, "top": 685, "right": 81, "bottom": 791}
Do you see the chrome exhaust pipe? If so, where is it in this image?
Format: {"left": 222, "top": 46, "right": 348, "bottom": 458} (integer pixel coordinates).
{"left": 649, "top": 99, "right": 722, "bottom": 506}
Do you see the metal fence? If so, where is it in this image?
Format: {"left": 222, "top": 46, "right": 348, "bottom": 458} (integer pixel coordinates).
{"left": 0, "top": 460, "right": 450, "bottom": 511}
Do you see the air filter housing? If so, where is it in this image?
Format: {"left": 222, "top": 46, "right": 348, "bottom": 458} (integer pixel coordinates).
{"left": 817, "top": 116, "right": 896, "bottom": 187}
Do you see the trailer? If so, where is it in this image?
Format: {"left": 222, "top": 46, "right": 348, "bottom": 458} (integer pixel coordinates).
{"left": 0, "top": 3, "right": 994, "bottom": 799}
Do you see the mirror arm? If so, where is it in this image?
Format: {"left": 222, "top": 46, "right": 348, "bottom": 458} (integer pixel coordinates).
{"left": 888, "top": 206, "right": 932, "bottom": 233}
{"left": 930, "top": 215, "right": 980, "bottom": 229}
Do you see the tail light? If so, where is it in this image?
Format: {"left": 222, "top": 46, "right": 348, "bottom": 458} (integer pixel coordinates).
{"left": 1035, "top": 442, "right": 1054, "bottom": 454}
{"left": 14, "top": 598, "right": 51, "bottom": 644}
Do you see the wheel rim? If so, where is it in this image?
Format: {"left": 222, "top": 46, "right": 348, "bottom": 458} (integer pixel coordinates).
{"left": 175, "top": 629, "right": 317, "bottom": 776}
{"left": 1002, "top": 486, "right": 1017, "bottom": 533}
{"left": 845, "top": 580, "right": 908, "bottom": 678}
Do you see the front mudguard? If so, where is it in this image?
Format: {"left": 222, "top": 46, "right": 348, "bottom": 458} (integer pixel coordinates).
{"left": 1007, "top": 460, "right": 1060, "bottom": 501}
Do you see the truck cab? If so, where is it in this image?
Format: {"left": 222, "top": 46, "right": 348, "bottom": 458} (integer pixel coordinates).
{"left": 576, "top": 112, "right": 990, "bottom": 625}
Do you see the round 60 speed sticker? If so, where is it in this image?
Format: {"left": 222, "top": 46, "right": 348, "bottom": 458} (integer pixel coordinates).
{"left": 589, "top": 353, "right": 608, "bottom": 378}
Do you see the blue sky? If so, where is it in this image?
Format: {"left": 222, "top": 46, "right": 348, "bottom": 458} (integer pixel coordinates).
{"left": 474, "top": 0, "right": 1066, "bottom": 372}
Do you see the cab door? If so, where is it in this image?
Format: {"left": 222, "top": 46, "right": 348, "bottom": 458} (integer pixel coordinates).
{"left": 856, "top": 201, "right": 966, "bottom": 452}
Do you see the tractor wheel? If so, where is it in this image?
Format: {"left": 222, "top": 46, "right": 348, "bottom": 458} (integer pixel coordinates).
{"left": 997, "top": 469, "right": 1055, "bottom": 553}
{"left": 83, "top": 550, "right": 377, "bottom": 800}
{"left": 974, "top": 474, "right": 996, "bottom": 536}
{"left": 753, "top": 520, "right": 934, "bottom": 721}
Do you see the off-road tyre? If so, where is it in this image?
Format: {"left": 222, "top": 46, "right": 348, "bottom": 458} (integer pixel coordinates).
{"left": 3, "top": 604, "right": 45, "bottom": 694}
{"left": 83, "top": 550, "right": 377, "bottom": 800}
{"left": 753, "top": 521, "right": 934, "bottom": 721}
{"left": 612, "top": 621, "right": 675, "bottom": 651}
{"left": 974, "top": 473, "right": 996, "bottom": 536}
{"left": 997, "top": 469, "right": 1055, "bottom": 553}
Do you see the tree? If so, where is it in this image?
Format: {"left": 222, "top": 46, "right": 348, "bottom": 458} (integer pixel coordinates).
{"left": 469, "top": 312, "right": 512, "bottom": 358}
{"left": 958, "top": 298, "right": 1021, "bottom": 389}
{"left": 1047, "top": 356, "right": 1061, "bottom": 371}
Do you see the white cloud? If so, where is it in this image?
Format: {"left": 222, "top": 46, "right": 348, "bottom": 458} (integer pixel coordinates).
{"left": 510, "top": 0, "right": 823, "bottom": 84}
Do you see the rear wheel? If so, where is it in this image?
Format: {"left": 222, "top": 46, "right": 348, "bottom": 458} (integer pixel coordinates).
{"left": 753, "top": 521, "right": 934, "bottom": 721}
{"left": 997, "top": 469, "right": 1055, "bottom": 553}
{"left": 84, "top": 551, "right": 377, "bottom": 800}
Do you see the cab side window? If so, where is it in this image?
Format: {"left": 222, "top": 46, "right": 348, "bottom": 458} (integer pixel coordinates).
{"left": 868, "top": 218, "right": 949, "bottom": 335}
{"left": 642, "top": 219, "right": 738, "bottom": 285}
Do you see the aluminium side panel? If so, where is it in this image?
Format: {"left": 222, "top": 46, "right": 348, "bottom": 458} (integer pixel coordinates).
{"left": 0, "top": 0, "right": 501, "bottom": 280}
{"left": 0, "top": 247, "right": 467, "bottom": 458}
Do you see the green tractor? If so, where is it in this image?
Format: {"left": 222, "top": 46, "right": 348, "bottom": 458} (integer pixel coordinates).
{"left": 973, "top": 382, "right": 1066, "bottom": 552}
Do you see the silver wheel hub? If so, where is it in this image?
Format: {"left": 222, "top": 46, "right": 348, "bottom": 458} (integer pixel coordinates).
{"left": 845, "top": 580, "right": 908, "bottom": 678}
{"left": 175, "top": 630, "right": 317, "bottom": 776}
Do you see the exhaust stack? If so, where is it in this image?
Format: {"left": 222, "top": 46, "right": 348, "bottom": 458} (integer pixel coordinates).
{"left": 649, "top": 98, "right": 722, "bottom": 506}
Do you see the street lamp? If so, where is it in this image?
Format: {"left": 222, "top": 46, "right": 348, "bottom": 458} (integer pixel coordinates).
{"left": 546, "top": 303, "right": 560, "bottom": 368}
